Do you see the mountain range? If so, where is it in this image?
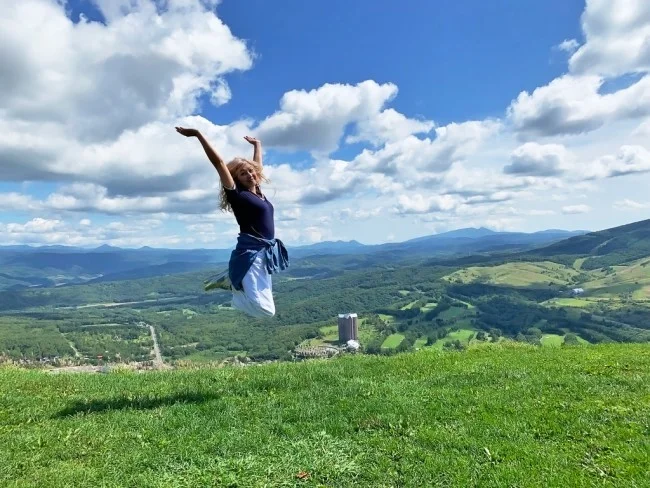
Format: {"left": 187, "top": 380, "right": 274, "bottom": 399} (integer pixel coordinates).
{"left": 0, "top": 224, "right": 615, "bottom": 290}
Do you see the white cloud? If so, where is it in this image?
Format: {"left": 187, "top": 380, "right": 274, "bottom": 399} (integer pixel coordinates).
{"left": 583, "top": 145, "right": 650, "bottom": 179}
{"left": 614, "top": 198, "right": 650, "bottom": 209}
{"left": 353, "top": 120, "right": 500, "bottom": 178}
{"left": 394, "top": 194, "right": 459, "bottom": 215}
{"left": 0, "top": 216, "right": 198, "bottom": 248}
{"left": 504, "top": 142, "right": 573, "bottom": 176}
{"left": 0, "top": 0, "right": 256, "bottom": 201}
{"left": 346, "top": 108, "right": 435, "bottom": 146}
{"left": 337, "top": 207, "right": 383, "bottom": 220}
{"left": 0, "top": 0, "right": 648, "bottom": 247}
{"left": 5, "top": 217, "right": 62, "bottom": 233}
{"left": 632, "top": 118, "right": 650, "bottom": 136}
{"left": 562, "top": 204, "right": 591, "bottom": 214}
{"left": 277, "top": 208, "right": 302, "bottom": 221}
{"left": 568, "top": 0, "right": 650, "bottom": 77}
{"left": 508, "top": 0, "right": 650, "bottom": 139}
{"left": 0, "top": 192, "right": 40, "bottom": 211}
{"left": 507, "top": 74, "right": 650, "bottom": 138}
{"left": 557, "top": 39, "right": 580, "bottom": 54}
{"left": 0, "top": 0, "right": 252, "bottom": 142}
{"left": 256, "top": 80, "right": 398, "bottom": 154}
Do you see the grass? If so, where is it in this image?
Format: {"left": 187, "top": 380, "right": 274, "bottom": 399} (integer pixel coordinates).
{"left": 544, "top": 297, "right": 593, "bottom": 308}
{"left": 438, "top": 306, "right": 474, "bottom": 321}
{"left": 431, "top": 329, "right": 476, "bottom": 350}
{"left": 381, "top": 333, "right": 405, "bottom": 349}
{"left": 443, "top": 261, "right": 580, "bottom": 287}
{"left": 2, "top": 344, "right": 649, "bottom": 486}
{"left": 400, "top": 300, "right": 419, "bottom": 310}
{"left": 413, "top": 337, "right": 428, "bottom": 349}
{"left": 580, "top": 257, "right": 650, "bottom": 299}
{"left": 420, "top": 301, "right": 437, "bottom": 312}
{"left": 540, "top": 334, "right": 565, "bottom": 347}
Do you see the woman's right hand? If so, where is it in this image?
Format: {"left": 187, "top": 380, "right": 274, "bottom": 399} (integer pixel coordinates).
{"left": 175, "top": 127, "right": 200, "bottom": 137}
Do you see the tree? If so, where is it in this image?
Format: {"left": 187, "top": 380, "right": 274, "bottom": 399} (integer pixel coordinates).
{"left": 563, "top": 333, "right": 580, "bottom": 346}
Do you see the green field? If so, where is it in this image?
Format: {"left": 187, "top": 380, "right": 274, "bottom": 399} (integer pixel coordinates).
{"left": 438, "top": 306, "right": 474, "bottom": 321}
{"left": 432, "top": 328, "right": 476, "bottom": 350}
{"left": 540, "top": 334, "right": 564, "bottom": 347}
{"left": 420, "top": 302, "right": 437, "bottom": 311}
{"left": 443, "top": 261, "right": 581, "bottom": 287}
{"left": 581, "top": 257, "right": 650, "bottom": 299}
{"left": 381, "top": 333, "right": 405, "bottom": 349}
{"left": 413, "top": 337, "right": 428, "bottom": 349}
{"left": 543, "top": 297, "right": 594, "bottom": 308}
{"left": 400, "top": 300, "right": 419, "bottom": 310}
{"left": 2, "top": 344, "right": 649, "bottom": 486}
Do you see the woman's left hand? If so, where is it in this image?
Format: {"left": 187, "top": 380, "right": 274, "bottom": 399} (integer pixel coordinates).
{"left": 244, "top": 136, "right": 260, "bottom": 145}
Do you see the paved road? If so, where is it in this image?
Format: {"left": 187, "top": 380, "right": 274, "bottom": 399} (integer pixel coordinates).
{"left": 149, "top": 325, "right": 165, "bottom": 369}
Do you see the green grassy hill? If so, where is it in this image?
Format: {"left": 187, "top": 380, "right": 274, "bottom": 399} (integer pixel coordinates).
{"left": 2, "top": 343, "right": 648, "bottom": 487}
{"left": 533, "top": 218, "right": 650, "bottom": 269}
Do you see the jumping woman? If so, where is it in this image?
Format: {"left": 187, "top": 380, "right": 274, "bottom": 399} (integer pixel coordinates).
{"left": 175, "top": 126, "right": 288, "bottom": 318}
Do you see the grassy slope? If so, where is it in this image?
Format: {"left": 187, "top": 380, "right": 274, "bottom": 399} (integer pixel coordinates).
{"left": 2, "top": 343, "right": 649, "bottom": 487}
{"left": 442, "top": 261, "right": 580, "bottom": 287}
{"left": 581, "top": 257, "right": 650, "bottom": 299}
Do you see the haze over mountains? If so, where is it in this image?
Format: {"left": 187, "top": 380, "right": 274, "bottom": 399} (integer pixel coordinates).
{"left": 0, "top": 227, "right": 589, "bottom": 290}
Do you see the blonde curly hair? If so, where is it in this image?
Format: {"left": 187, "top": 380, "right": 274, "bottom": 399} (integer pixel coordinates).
{"left": 219, "top": 157, "right": 269, "bottom": 212}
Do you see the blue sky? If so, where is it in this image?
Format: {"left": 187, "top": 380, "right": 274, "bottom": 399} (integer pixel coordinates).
{"left": 0, "top": 0, "right": 649, "bottom": 248}
{"left": 215, "top": 0, "right": 584, "bottom": 124}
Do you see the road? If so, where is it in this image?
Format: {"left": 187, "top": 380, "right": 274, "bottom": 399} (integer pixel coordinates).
{"left": 149, "top": 324, "right": 165, "bottom": 369}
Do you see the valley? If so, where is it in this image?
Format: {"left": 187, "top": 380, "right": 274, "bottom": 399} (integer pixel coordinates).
{"left": 1, "top": 219, "right": 649, "bottom": 368}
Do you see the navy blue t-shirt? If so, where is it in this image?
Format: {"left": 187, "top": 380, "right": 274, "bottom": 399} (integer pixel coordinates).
{"left": 225, "top": 184, "right": 275, "bottom": 239}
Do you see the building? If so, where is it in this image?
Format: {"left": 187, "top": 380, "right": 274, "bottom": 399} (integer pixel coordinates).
{"left": 338, "top": 313, "right": 358, "bottom": 343}
{"left": 571, "top": 288, "right": 585, "bottom": 295}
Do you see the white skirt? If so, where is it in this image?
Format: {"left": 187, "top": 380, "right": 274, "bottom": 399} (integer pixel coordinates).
{"left": 231, "top": 253, "right": 276, "bottom": 318}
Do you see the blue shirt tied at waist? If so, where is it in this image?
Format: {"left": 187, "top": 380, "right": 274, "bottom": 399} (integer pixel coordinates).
{"left": 228, "top": 233, "right": 289, "bottom": 291}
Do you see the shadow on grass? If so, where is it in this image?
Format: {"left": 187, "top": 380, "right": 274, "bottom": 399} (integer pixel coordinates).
{"left": 55, "top": 391, "right": 221, "bottom": 418}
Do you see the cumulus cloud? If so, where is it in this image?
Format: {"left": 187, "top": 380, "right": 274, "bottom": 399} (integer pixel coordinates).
{"left": 353, "top": 120, "right": 500, "bottom": 177}
{"left": 0, "top": 0, "right": 252, "bottom": 140}
{"left": 508, "top": 0, "right": 650, "bottom": 139}
{"left": 0, "top": 192, "right": 40, "bottom": 211}
{"left": 0, "top": 216, "right": 190, "bottom": 247}
{"left": 346, "top": 108, "right": 435, "bottom": 146}
{"left": 0, "top": 0, "right": 256, "bottom": 199}
{"left": 507, "top": 74, "right": 650, "bottom": 138}
{"left": 562, "top": 204, "right": 591, "bottom": 214}
{"left": 277, "top": 208, "right": 302, "bottom": 221}
{"left": 255, "top": 80, "right": 398, "bottom": 154}
{"left": 0, "top": 0, "right": 648, "bottom": 246}
{"left": 568, "top": 0, "right": 650, "bottom": 77}
{"left": 614, "top": 198, "right": 650, "bottom": 209}
{"left": 557, "top": 39, "right": 580, "bottom": 54}
{"left": 44, "top": 182, "right": 220, "bottom": 214}
{"left": 394, "top": 194, "right": 459, "bottom": 215}
{"left": 504, "top": 143, "right": 573, "bottom": 176}
{"left": 583, "top": 145, "right": 650, "bottom": 179}
{"left": 336, "top": 207, "right": 383, "bottom": 220}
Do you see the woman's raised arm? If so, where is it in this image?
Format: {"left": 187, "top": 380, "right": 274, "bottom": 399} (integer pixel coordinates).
{"left": 244, "top": 136, "right": 262, "bottom": 166}
{"left": 176, "top": 127, "right": 235, "bottom": 189}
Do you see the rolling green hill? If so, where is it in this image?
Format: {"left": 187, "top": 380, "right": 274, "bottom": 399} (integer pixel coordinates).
{"left": 1, "top": 218, "right": 648, "bottom": 366}
{"left": 1, "top": 343, "right": 648, "bottom": 487}
{"left": 533, "top": 218, "right": 650, "bottom": 269}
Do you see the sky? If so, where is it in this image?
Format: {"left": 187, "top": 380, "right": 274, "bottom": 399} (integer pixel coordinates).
{"left": 1, "top": 0, "right": 649, "bottom": 249}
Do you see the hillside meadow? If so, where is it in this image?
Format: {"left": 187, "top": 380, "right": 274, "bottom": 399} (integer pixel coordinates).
{"left": 2, "top": 342, "right": 649, "bottom": 487}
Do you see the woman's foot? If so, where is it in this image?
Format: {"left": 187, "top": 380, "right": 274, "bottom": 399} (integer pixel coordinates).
{"left": 204, "top": 274, "right": 231, "bottom": 291}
